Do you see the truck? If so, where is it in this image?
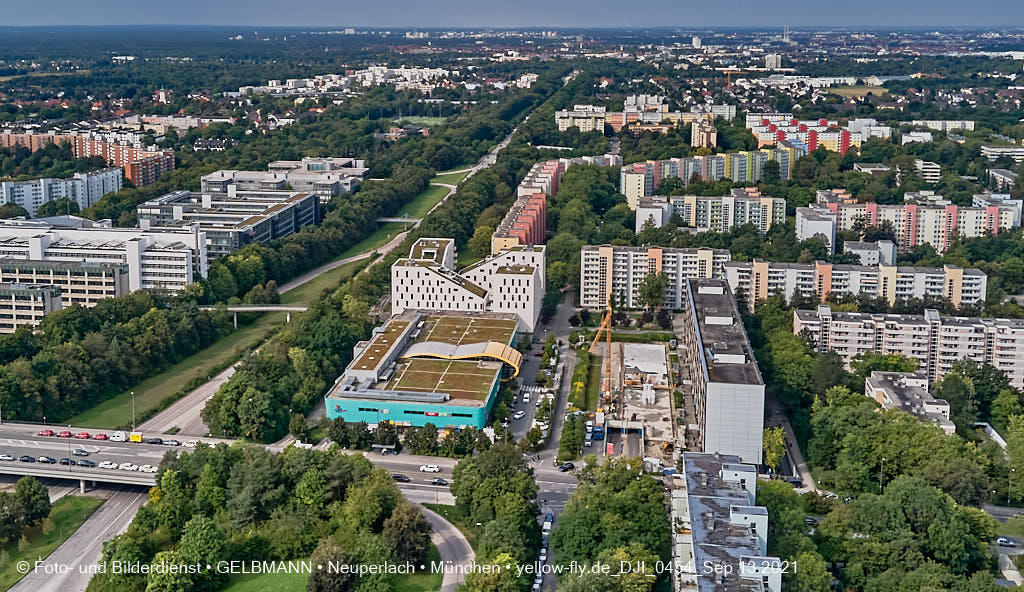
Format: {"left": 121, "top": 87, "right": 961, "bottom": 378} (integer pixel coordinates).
{"left": 129, "top": 432, "right": 143, "bottom": 443}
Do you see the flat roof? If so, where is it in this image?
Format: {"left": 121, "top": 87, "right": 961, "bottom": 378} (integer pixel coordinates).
{"left": 687, "top": 280, "right": 762, "bottom": 386}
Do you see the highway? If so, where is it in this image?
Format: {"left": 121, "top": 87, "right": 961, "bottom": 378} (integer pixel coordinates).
{"left": 138, "top": 362, "right": 238, "bottom": 436}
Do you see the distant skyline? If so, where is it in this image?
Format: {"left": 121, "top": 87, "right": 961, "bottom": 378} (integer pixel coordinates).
{"left": 4, "top": 0, "right": 1024, "bottom": 28}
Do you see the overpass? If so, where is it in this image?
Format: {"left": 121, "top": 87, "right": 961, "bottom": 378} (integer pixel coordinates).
{"left": 0, "top": 462, "right": 156, "bottom": 491}
{"left": 376, "top": 217, "right": 421, "bottom": 223}
{"left": 198, "top": 305, "right": 309, "bottom": 326}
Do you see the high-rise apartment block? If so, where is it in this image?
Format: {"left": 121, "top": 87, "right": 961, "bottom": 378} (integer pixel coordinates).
{"left": 910, "top": 120, "right": 975, "bottom": 132}
{"left": 794, "top": 306, "right": 1024, "bottom": 389}
{"left": 745, "top": 113, "right": 891, "bottom": 155}
{"left": 579, "top": 245, "right": 729, "bottom": 309}
{"left": 391, "top": 238, "right": 545, "bottom": 332}
{"left": 690, "top": 121, "right": 718, "bottom": 148}
{"left": 554, "top": 105, "right": 607, "bottom": 133}
{"left": 914, "top": 159, "right": 941, "bottom": 183}
{"left": 633, "top": 189, "right": 785, "bottom": 235}
{"left": 981, "top": 145, "right": 1024, "bottom": 163}
{"left": 0, "top": 168, "right": 122, "bottom": 216}
{"left": 679, "top": 280, "right": 765, "bottom": 464}
{"left": 725, "top": 260, "right": 986, "bottom": 311}
{"left": 0, "top": 284, "right": 62, "bottom": 334}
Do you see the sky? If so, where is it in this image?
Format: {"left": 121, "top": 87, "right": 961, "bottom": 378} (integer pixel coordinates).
{"left": 4, "top": 0, "right": 1024, "bottom": 28}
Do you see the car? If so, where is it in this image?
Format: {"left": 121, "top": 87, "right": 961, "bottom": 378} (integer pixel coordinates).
{"left": 37, "top": 429, "right": 54, "bottom": 436}
{"left": 540, "top": 550, "right": 548, "bottom": 562}
{"left": 140, "top": 465, "right": 158, "bottom": 473}
{"left": 92, "top": 433, "right": 108, "bottom": 441}
{"left": 56, "top": 430, "right": 72, "bottom": 438}
{"left": 163, "top": 439, "right": 181, "bottom": 447}
{"left": 541, "top": 533, "right": 549, "bottom": 547}
{"left": 783, "top": 477, "right": 803, "bottom": 487}
{"left": 523, "top": 394, "right": 531, "bottom": 404}
{"left": 419, "top": 464, "right": 440, "bottom": 473}
{"left": 72, "top": 448, "right": 89, "bottom": 456}
{"left": 557, "top": 462, "right": 575, "bottom": 472}
{"left": 998, "top": 537, "right": 1017, "bottom": 547}
{"left": 184, "top": 440, "right": 198, "bottom": 448}
{"left": 392, "top": 474, "right": 411, "bottom": 483}
{"left": 74, "top": 431, "right": 91, "bottom": 439}
{"left": 513, "top": 410, "right": 526, "bottom": 420}
{"left": 76, "top": 459, "right": 96, "bottom": 468}
{"left": 545, "top": 512, "right": 554, "bottom": 523}
{"left": 584, "top": 436, "right": 593, "bottom": 447}
{"left": 99, "top": 461, "right": 117, "bottom": 469}
{"left": 0, "top": 454, "right": 14, "bottom": 461}
{"left": 145, "top": 438, "right": 163, "bottom": 445}
{"left": 804, "top": 516, "right": 818, "bottom": 525}
{"left": 119, "top": 463, "right": 138, "bottom": 471}
{"left": 431, "top": 477, "right": 449, "bottom": 486}
{"left": 59, "top": 457, "right": 73, "bottom": 465}
{"left": 38, "top": 456, "right": 56, "bottom": 464}
{"left": 532, "top": 584, "right": 541, "bottom": 592}
{"left": 19, "top": 455, "right": 36, "bottom": 462}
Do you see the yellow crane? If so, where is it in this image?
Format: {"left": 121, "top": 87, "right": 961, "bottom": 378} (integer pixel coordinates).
{"left": 588, "top": 299, "right": 614, "bottom": 409}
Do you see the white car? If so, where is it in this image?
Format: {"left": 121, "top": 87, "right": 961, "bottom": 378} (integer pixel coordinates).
{"left": 184, "top": 440, "right": 198, "bottom": 448}
{"left": 523, "top": 394, "right": 531, "bottom": 404}
{"left": 139, "top": 465, "right": 158, "bottom": 473}
{"left": 513, "top": 410, "right": 526, "bottom": 420}
{"left": 119, "top": 463, "right": 138, "bottom": 471}
{"left": 99, "top": 461, "right": 117, "bottom": 469}
{"left": 0, "top": 454, "right": 14, "bottom": 461}
{"left": 419, "top": 465, "right": 440, "bottom": 473}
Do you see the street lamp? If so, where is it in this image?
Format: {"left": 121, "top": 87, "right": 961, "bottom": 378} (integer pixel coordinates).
{"left": 131, "top": 391, "right": 136, "bottom": 431}
{"left": 1010, "top": 468, "right": 1016, "bottom": 505}
{"left": 879, "top": 457, "right": 886, "bottom": 493}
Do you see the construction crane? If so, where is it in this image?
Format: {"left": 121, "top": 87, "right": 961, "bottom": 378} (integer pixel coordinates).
{"left": 588, "top": 298, "right": 614, "bottom": 411}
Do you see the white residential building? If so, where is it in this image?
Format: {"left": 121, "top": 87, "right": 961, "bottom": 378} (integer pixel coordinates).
{"left": 0, "top": 219, "right": 207, "bottom": 294}
{"left": 391, "top": 238, "right": 545, "bottom": 332}
{"left": 794, "top": 306, "right": 1024, "bottom": 389}
{"left": 902, "top": 131, "right": 934, "bottom": 145}
{"left": 725, "top": 260, "right": 986, "bottom": 311}
{"left": 865, "top": 371, "right": 955, "bottom": 435}
{"left": 914, "top": 159, "right": 941, "bottom": 183}
{"left": 554, "top": 105, "right": 607, "bottom": 133}
{"left": 981, "top": 145, "right": 1024, "bottom": 163}
{"left": 843, "top": 240, "right": 896, "bottom": 265}
{"left": 0, "top": 284, "right": 62, "bottom": 333}
{"left": 679, "top": 280, "right": 764, "bottom": 464}
{"left": 0, "top": 168, "right": 122, "bottom": 216}
{"left": 579, "top": 245, "right": 730, "bottom": 309}
{"left": 910, "top": 120, "right": 975, "bottom": 132}
{"left": 201, "top": 157, "right": 369, "bottom": 201}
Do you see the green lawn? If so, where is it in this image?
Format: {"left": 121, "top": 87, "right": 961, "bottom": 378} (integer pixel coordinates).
{"left": 69, "top": 313, "right": 286, "bottom": 428}
{"left": 399, "top": 184, "right": 450, "bottom": 219}
{"left": 456, "top": 249, "right": 483, "bottom": 268}
{"left": 222, "top": 567, "right": 308, "bottom": 592}
{"left": 280, "top": 259, "right": 366, "bottom": 305}
{"left": 394, "top": 545, "right": 443, "bottom": 592}
{"left": 423, "top": 503, "right": 478, "bottom": 552}
{"left": 396, "top": 116, "right": 447, "bottom": 127}
{"left": 339, "top": 222, "right": 408, "bottom": 259}
{"left": 0, "top": 496, "right": 104, "bottom": 590}
{"left": 432, "top": 170, "right": 470, "bottom": 186}
{"left": 586, "top": 357, "right": 603, "bottom": 410}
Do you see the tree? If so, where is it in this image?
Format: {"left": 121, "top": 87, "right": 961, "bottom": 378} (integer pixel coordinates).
{"left": 14, "top": 476, "right": 50, "bottom": 525}
{"left": 762, "top": 159, "right": 781, "bottom": 184}
{"left": 156, "top": 469, "right": 191, "bottom": 535}
{"left": 933, "top": 372, "right": 978, "bottom": 434}
{"left": 289, "top": 413, "right": 310, "bottom": 442}
{"left": 306, "top": 539, "right": 355, "bottom": 592}
{"left": 404, "top": 423, "right": 438, "bottom": 455}
{"left": 468, "top": 225, "right": 495, "bottom": 259}
{"left": 637, "top": 272, "right": 668, "bottom": 310}
{"left": 991, "top": 389, "right": 1023, "bottom": 433}
{"left": 178, "top": 516, "right": 226, "bottom": 592}
{"left": 1008, "top": 414, "right": 1024, "bottom": 503}
{"left": 382, "top": 502, "right": 432, "bottom": 563}
{"left": 144, "top": 551, "right": 192, "bottom": 592}
{"left": 0, "top": 204, "right": 29, "bottom": 219}
{"left": 762, "top": 427, "right": 786, "bottom": 474}
{"left": 295, "top": 469, "right": 328, "bottom": 511}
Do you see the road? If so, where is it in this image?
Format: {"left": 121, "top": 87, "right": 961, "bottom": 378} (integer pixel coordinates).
{"left": 9, "top": 485, "right": 148, "bottom": 592}
{"left": 420, "top": 504, "right": 475, "bottom": 592}
{"left": 137, "top": 362, "right": 237, "bottom": 436}
{"left": 764, "top": 390, "right": 817, "bottom": 492}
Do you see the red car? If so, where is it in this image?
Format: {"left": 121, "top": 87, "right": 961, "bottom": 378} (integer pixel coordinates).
{"left": 92, "top": 433, "right": 108, "bottom": 441}
{"left": 74, "top": 432, "right": 91, "bottom": 439}
{"left": 37, "top": 429, "right": 54, "bottom": 437}
{"left": 56, "top": 431, "right": 72, "bottom": 438}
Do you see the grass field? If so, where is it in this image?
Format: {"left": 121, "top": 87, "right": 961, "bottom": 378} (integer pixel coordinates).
{"left": 399, "top": 184, "right": 450, "bottom": 219}
{"left": 433, "top": 170, "right": 470, "bottom": 186}
{"left": 394, "top": 545, "right": 443, "bottom": 592}
{"left": 0, "top": 496, "right": 104, "bottom": 590}
{"left": 423, "top": 504, "right": 479, "bottom": 551}
{"left": 396, "top": 116, "right": 447, "bottom": 127}
{"left": 69, "top": 313, "right": 286, "bottom": 428}
{"left": 829, "top": 85, "right": 887, "bottom": 99}
{"left": 280, "top": 259, "right": 365, "bottom": 305}
{"left": 0, "top": 70, "right": 88, "bottom": 82}
{"left": 342, "top": 221, "right": 408, "bottom": 257}
{"left": 587, "top": 356, "right": 603, "bottom": 410}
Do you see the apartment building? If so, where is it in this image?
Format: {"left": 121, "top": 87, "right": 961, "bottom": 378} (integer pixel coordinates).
{"left": 137, "top": 189, "right": 320, "bottom": 258}
{"left": 853, "top": 163, "right": 892, "bottom": 176}
{"left": 554, "top": 105, "right": 607, "bottom": 132}
{"left": 745, "top": 113, "right": 891, "bottom": 155}
{"left": 981, "top": 145, "right": 1024, "bottom": 163}
{"left": 0, "top": 284, "right": 62, "bottom": 333}
{"left": 765, "top": 53, "right": 783, "bottom": 70}
{"left": 902, "top": 131, "right": 934, "bottom": 145}
{"left": 815, "top": 188, "right": 856, "bottom": 205}
{"left": 794, "top": 306, "right": 1024, "bottom": 389}
{"left": 0, "top": 168, "right": 122, "bottom": 216}
{"left": 679, "top": 280, "right": 765, "bottom": 464}
{"left": 690, "top": 104, "right": 737, "bottom": 120}
{"left": 914, "top": 159, "right": 941, "bottom": 184}
{"left": 0, "top": 260, "right": 128, "bottom": 308}
{"left": 0, "top": 219, "right": 207, "bottom": 294}
{"left": 690, "top": 121, "right": 718, "bottom": 149}
{"left": 633, "top": 190, "right": 785, "bottom": 235}
{"left": 865, "top": 371, "right": 955, "bottom": 434}
{"left": 201, "top": 157, "right": 369, "bottom": 201}
{"left": 391, "top": 238, "right": 545, "bottom": 332}
{"left": 795, "top": 199, "right": 1019, "bottom": 253}
{"left": 989, "top": 169, "right": 1018, "bottom": 192}
{"left": 725, "top": 260, "right": 986, "bottom": 311}
{"left": 672, "top": 453, "right": 782, "bottom": 592}
{"left": 579, "top": 245, "right": 730, "bottom": 310}
{"left": 910, "top": 120, "right": 976, "bottom": 132}
{"left": 973, "top": 192, "right": 1023, "bottom": 226}
{"left": 843, "top": 240, "right": 896, "bottom": 265}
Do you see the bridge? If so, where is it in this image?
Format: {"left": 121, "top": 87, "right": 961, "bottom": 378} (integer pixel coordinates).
{"left": 376, "top": 217, "right": 421, "bottom": 223}
{"left": 198, "top": 305, "right": 309, "bottom": 326}
{"left": 0, "top": 462, "right": 156, "bottom": 491}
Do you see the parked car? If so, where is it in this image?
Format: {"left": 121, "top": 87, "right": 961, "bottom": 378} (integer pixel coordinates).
{"left": 99, "top": 461, "right": 117, "bottom": 469}
{"left": 163, "top": 439, "right": 181, "bottom": 447}
{"left": 37, "top": 429, "right": 54, "bottom": 437}
{"left": 431, "top": 477, "right": 449, "bottom": 486}
{"left": 19, "top": 455, "right": 36, "bottom": 462}
{"left": 140, "top": 465, "right": 158, "bottom": 473}
{"left": 38, "top": 456, "right": 56, "bottom": 464}
{"left": 419, "top": 465, "right": 440, "bottom": 473}
{"left": 545, "top": 512, "right": 554, "bottom": 523}
{"left": 584, "top": 436, "right": 593, "bottom": 447}
{"left": 392, "top": 474, "right": 411, "bottom": 483}
{"left": 119, "top": 463, "right": 138, "bottom": 471}
{"left": 0, "top": 454, "right": 14, "bottom": 461}
{"left": 557, "top": 462, "right": 575, "bottom": 472}
{"left": 77, "top": 460, "right": 96, "bottom": 468}
{"left": 145, "top": 438, "right": 163, "bottom": 445}
{"left": 998, "top": 537, "right": 1017, "bottom": 547}
{"left": 184, "top": 441, "right": 199, "bottom": 448}
{"left": 75, "top": 432, "right": 91, "bottom": 439}
{"left": 92, "top": 433, "right": 108, "bottom": 441}
{"left": 56, "top": 430, "right": 72, "bottom": 438}
{"left": 804, "top": 517, "right": 818, "bottom": 525}
{"left": 72, "top": 448, "right": 89, "bottom": 456}
{"left": 59, "top": 458, "right": 73, "bottom": 465}
{"left": 513, "top": 410, "right": 526, "bottom": 420}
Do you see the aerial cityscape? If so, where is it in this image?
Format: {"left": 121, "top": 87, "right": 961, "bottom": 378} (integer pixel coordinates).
{"left": 3, "top": 5, "right": 1024, "bottom": 592}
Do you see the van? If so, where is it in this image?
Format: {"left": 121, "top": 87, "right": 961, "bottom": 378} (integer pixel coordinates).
{"left": 129, "top": 432, "right": 143, "bottom": 443}
{"left": 110, "top": 431, "right": 127, "bottom": 442}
